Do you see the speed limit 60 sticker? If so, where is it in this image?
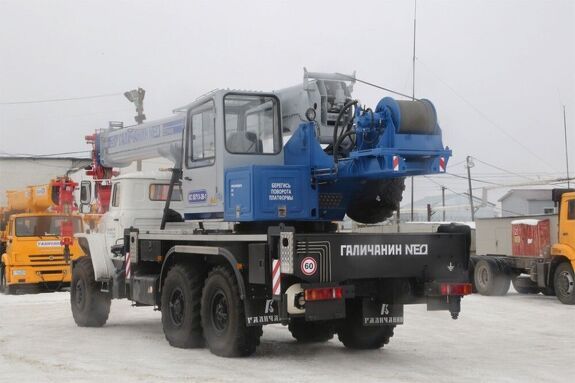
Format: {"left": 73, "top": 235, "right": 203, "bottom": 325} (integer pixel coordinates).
{"left": 300, "top": 257, "right": 317, "bottom": 276}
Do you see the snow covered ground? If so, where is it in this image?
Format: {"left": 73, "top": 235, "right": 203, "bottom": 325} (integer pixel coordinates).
{"left": 0, "top": 290, "right": 573, "bottom": 383}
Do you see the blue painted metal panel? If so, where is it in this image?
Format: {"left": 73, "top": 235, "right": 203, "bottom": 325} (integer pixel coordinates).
{"left": 224, "top": 165, "right": 318, "bottom": 221}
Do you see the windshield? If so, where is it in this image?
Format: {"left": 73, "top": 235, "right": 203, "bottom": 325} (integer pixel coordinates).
{"left": 224, "top": 94, "right": 281, "bottom": 154}
{"left": 15, "top": 216, "right": 82, "bottom": 237}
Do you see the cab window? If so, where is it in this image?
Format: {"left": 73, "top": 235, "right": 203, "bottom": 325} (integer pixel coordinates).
{"left": 224, "top": 94, "right": 281, "bottom": 154}
{"left": 111, "top": 183, "right": 121, "bottom": 207}
{"left": 568, "top": 199, "right": 575, "bottom": 220}
{"left": 149, "top": 184, "right": 183, "bottom": 201}
{"left": 187, "top": 100, "right": 215, "bottom": 168}
{"left": 15, "top": 216, "right": 82, "bottom": 237}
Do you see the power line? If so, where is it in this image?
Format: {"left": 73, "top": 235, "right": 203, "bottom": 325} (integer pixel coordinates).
{"left": 423, "top": 175, "right": 526, "bottom": 217}
{"left": 444, "top": 172, "right": 504, "bottom": 186}
{"left": 0, "top": 92, "right": 122, "bottom": 106}
{"left": 416, "top": 59, "right": 557, "bottom": 169}
{"left": 0, "top": 150, "right": 91, "bottom": 157}
{"left": 335, "top": 73, "right": 416, "bottom": 100}
{"left": 471, "top": 156, "right": 537, "bottom": 182}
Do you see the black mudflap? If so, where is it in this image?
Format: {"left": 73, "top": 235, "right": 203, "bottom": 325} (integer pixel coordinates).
{"left": 362, "top": 298, "right": 404, "bottom": 326}
{"left": 244, "top": 298, "right": 281, "bottom": 326}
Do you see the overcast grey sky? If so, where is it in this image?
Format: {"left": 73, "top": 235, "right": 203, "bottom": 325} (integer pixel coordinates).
{"left": 0, "top": 0, "right": 573, "bottom": 205}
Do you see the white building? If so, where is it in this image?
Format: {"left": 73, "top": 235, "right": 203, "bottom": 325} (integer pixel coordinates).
{"left": 498, "top": 189, "right": 555, "bottom": 217}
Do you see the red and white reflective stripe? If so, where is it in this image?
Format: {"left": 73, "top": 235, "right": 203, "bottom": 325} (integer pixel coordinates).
{"left": 393, "top": 156, "right": 400, "bottom": 171}
{"left": 272, "top": 259, "right": 281, "bottom": 296}
{"left": 125, "top": 251, "right": 131, "bottom": 279}
{"left": 439, "top": 157, "right": 446, "bottom": 172}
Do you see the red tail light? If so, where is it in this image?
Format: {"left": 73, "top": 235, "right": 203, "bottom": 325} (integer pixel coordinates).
{"left": 440, "top": 283, "right": 473, "bottom": 296}
{"left": 304, "top": 287, "right": 343, "bottom": 301}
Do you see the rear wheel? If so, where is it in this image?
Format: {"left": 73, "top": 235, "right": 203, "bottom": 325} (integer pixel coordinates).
{"left": 201, "top": 266, "right": 262, "bottom": 357}
{"left": 474, "top": 259, "right": 510, "bottom": 296}
{"left": 337, "top": 299, "right": 395, "bottom": 350}
{"left": 512, "top": 276, "right": 540, "bottom": 294}
{"left": 160, "top": 264, "right": 205, "bottom": 348}
{"left": 70, "top": 257, "right": 111, "bottom": 327}
{"left": 554, "top": 262, "right": 575, "bottom": 305}
{"left": 288, "top": 319, "right": 334, "bottom": 343}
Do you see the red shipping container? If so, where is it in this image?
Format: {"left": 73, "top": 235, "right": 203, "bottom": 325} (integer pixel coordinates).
{"left": 511, "top": 219, "right": 551, "bottom": 257}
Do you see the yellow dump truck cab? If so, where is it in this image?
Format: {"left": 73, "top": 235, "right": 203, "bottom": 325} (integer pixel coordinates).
{"left": 550, "top": 190, "right": 575, "bottom": 304}
{"left": 0, "top": 212, "right": 84, "bottom": 293}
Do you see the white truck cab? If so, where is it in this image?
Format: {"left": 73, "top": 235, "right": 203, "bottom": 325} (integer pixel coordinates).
{"left": 77, "top": 172, "right": 183, "bottom": 280}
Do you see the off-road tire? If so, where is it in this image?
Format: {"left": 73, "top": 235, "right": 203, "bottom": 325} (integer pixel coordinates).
{"left": 474, "top": 259, "right": 510, "bottom": 296}
{"left": 337, "top": 299, "right": 395, "bottom": 350}
{"left": 512, "top": 276, "right": 540, "bottom": 294}
{"left": 201, "top": 266, "right": 262, "bottom": 357}
{"left": 160, "top": 264, "right": 205, "bottom": 348}
{"left": 288, "top": 318, "right": 334, "bottom": 343}
{"left": 554, "top": 262, "right": 575, "bottom": 305}
{"left": 71, "top": 257, "right": 111, "bottom": 327}
{"left": 346, "top": 178, "right": 405, "bottom": 224}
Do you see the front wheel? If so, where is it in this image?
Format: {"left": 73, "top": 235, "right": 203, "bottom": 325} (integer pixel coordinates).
{"left": 70, "top": 257, "right": 111, "bottom": 327}
{"left": 0, "top": 263, "right": 14, "bottom": 295}
{"left": 201, "top": 266, "right": 262, "bottom": 357}
{"left": 554, "top": 262, "right": 575, "bottom": 305}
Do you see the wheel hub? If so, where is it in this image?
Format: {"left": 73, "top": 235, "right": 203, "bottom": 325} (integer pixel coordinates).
{"left": 211, "top": 289, "right": 229, "bottom": 334}
{"left": 169, "top": 288, "right": 185, "bottom": 326}
{"left": 557, "top": 271, "right": 574, "bottom": 296}
{"left": 479, "top": 267, "right": 489, "bottom": 287}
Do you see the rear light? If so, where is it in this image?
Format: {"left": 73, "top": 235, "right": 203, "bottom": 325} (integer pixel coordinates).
{"left": 440, "top": 283, "right": 473, "bottom": 296}
{"left": 304, "top": 287, "right": 343, "bottom": 301}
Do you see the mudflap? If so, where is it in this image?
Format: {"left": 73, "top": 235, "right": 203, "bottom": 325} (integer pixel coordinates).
{"left": 362, "top": 298, "right": 404, "bottom": 326}
{"left": 244, "top": 297, "right": 281, "bottom": 326}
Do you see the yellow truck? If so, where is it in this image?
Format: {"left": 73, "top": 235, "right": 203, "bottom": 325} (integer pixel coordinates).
{"left": 550, "top": 189, "right": 575, "bottom": 304}
{"left": 472, "top": 188, "right": 575, "bottom": 304}
{"left": 0, "top": 178, "right": 84, "bottom": 294}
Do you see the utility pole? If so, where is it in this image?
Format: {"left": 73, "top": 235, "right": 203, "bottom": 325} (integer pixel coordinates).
{"left": 466, "top": 156, "right": 475, "bottom": 221}
{"left": 124, "top": 88, "right": 146, "bottom": 172}
{"left": 441, "top": 186, "right": 446, "bottom": 221}
{"left": 410, "top": 178, "right": 414, "bottom": 221}
{"left": 564, "top": 105, "right": 571, "bottom": 188}
{"left": 410, "top": 0, "right": 417, "bottom": 222}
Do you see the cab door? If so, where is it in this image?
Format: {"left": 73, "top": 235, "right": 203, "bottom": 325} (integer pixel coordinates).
{"left": 561, "top": 195, "right": 575, "bottom": 248}
{"left": 181, "top": 99, "right": 220, "bottom": 219}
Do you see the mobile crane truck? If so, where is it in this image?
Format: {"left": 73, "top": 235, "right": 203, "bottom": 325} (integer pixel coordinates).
{"left": 71, "top": 71, "right": 473, "bottom": 357}
{"left": 0, "top": 177, "right": 83, "bottom": 294}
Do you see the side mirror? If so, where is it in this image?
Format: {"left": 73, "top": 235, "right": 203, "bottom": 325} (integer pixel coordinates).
{"left": 79, "top": 203, "right": 92, "bottom": 214}
{"left": 80, "top": 180, "right": 92, "bottom": 204}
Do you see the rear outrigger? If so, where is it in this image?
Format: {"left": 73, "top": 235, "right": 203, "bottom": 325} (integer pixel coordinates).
{"left": 71, "top": 71, "right": 473, "bottom": 357}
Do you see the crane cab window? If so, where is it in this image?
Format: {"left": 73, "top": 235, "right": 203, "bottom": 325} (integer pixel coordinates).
{"left": 224, "top": 94, "right": 281, "bottom": 154}
{"left": 187, "top": 100, "right": 215, "bottom": 168}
